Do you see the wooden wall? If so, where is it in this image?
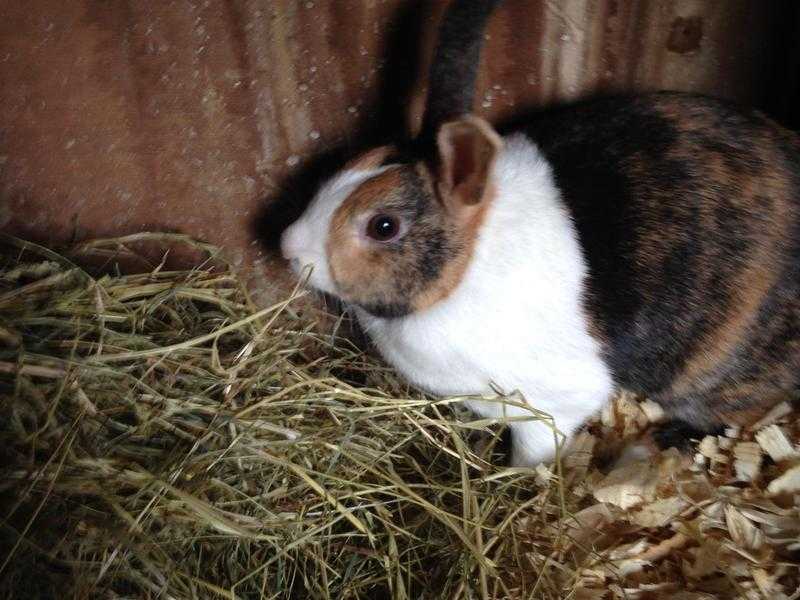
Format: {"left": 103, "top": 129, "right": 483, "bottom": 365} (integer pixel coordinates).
{"left": 0, "top": 0, "right": 797, "bottom": 300}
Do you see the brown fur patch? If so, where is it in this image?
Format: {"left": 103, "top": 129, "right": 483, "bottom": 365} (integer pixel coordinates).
{"left": 343, "top": 145, "right": 397, "bottom": 172}
{"left": 330, "top": 167, "right": 406, "bottom": 235}
{"left": 606, "top": 98, "right": 800, "bottom": 429}
{"left": 327, "top": 166, "right": 423, "bottom": 312}
{"left": 672, "top": 158, "right": 792, "bottom": 399}
{"left": 661, "top": 105, "right": 797, "bottom": 423}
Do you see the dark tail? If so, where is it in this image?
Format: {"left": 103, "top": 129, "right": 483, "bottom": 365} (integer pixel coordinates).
{"left": 418, "top": 0, "right": 502, "bottom": 144}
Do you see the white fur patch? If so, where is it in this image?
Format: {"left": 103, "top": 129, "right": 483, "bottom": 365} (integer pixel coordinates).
{"left": 356, "top": 134, "right": 614, "bottom": 466}
{"left": 280, "top": 167, "right": 389, "bottom": 294}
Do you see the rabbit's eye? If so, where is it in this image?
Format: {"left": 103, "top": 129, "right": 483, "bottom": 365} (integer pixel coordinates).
{"left": 366, "top": 214, "right": 401, "bottom": 242}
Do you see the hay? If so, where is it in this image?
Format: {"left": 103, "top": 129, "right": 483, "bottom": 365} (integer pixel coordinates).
{"left": 0, "top": 234, "right": 798, "bottom": 599}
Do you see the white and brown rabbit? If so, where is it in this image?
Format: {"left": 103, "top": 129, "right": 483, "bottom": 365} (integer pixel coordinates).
{"left": 280, "top": 0, "right": 800, "bottom": 466}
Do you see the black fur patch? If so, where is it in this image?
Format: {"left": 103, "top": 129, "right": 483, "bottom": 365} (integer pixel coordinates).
{"left": 397, "top": 168, "right": 451, "bottom": 285}
{"left": 419, "top": 0, "right": 502, "bottom": 143}
{"left": 652, "top": 419, "right": 723, "bottom": 451}
{"left": 359, "top": 301, "right": 413, "bottom": 319}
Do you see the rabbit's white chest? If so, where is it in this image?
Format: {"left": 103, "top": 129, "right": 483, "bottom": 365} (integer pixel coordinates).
{"left": 358, "top": 300, "right": 612, "bottom": 419}
{"left": 358, "top": 311, "right": 496, "bottom": 397}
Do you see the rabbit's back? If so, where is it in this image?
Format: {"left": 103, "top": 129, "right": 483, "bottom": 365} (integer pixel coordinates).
{"left": 526, "top": 92, "right": 800, "bottom": 428}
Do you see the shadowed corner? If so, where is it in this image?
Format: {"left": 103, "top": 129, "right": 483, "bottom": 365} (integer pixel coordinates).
{"left": 250, "top": 0, "right": 429, "bottom": 255}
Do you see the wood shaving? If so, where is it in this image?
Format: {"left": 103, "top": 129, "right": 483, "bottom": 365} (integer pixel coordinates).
{"left": 767, "top": 464, "right": 800, "bottom": 496}
{"left": 724, "top": 505, "right": 765, "bottom": 550}
{"left": 734, "top": 441, "right": 763, "bottom": 481}
{"left": 756, "top": 424, "right": 800, "bottom": 462}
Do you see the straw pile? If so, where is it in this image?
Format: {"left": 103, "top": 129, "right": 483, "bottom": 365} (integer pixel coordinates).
{"left": 1, "top": 234, "right": 798, "bottom": 599}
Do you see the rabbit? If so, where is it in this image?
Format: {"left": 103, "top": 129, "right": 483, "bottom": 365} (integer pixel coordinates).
{"left": 279, "top": 0, "right": 800, "bottom": 466}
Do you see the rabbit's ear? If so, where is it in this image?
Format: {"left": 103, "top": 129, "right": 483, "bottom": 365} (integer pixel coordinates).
{"left": 435, "top": 115, "right": 502, "bottom": 210}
